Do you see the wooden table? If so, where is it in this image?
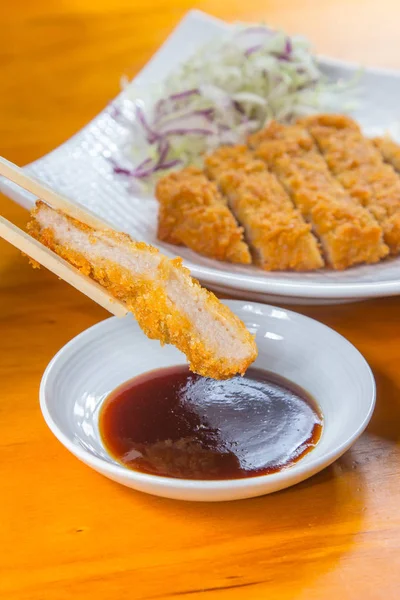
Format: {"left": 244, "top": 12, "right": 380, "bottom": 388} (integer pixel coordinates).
{"left": 2, "top": 1, "right": 400, "bottom": 598}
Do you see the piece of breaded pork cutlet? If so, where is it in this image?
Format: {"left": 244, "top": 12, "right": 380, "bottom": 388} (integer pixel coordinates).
{"left": 373, "top": 136, "right": 400, "bottom": 173}
{"left": 155, "top": 167, "right": 251, "bottom": 264}
{"left": 204, "top": 146, "right": 324, "bottom": 271}
{"left": 302, "top": 114, "right": 400, "bottom": 254}
{"left": 28, "top": 201, "right": 257, "bottom": 379}
{"left": 249, "top": 121, "right": 388, "bottom": 270}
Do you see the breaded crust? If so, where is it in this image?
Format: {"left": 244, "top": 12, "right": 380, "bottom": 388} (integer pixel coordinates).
{"left": 28, "top": 202, "right": 257, "bottom": 379}
{"left": 155, "top": 167, "right": 251, "bottom": 264}
{"left": 250, "top": 121, "right": 388, "bottom": 270}
{"left": 374, "top": 136, "right": 400, "bottom": 173}
{"left": 302, "top": 114, "right": 400, "bottom": 254}
{"left": 204, "top": 146, "right": 324, "bottom": 271}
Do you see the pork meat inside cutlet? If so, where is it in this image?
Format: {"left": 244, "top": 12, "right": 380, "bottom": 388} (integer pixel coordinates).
{"left": 249, "top": 121, "right": 388, "bottom": 270}
{"left": 155, "top": 167, "right": 251, "bottom": 264}
{"left": 204, "top": 145, "right": 323, "bottom": 271}
{"left": 28, "top": 201, "right": 257, "bottom": 379}
{"left": 302, "top": 114, "right": 400, "bottom": 254}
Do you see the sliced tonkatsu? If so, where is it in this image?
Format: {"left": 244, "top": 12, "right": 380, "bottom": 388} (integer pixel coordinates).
{"left": 249, "top": 121, "right": 388, "bottom": 270}
{"left": 204, "top": 145, "right": 324, "bottom": 271}
{"left": 155, "top": 167, "right": 251, "bottom": 264}
{"left": 28, "top": 201, "right": 258, "bottom": 379}
{"left": 302, "top": 114, "right": 400, "bottom": 254}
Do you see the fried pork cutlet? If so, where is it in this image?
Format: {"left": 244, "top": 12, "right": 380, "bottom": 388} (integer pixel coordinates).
{"left": 28, "top": 201, "right": 257, "bottom": 379}
{"left": 204, "top": 146, "right": 324, "bottom": 271}
{"left": 302, "top": 114, "right": 400, "bottom": 254}
{"left": 373, "top": 136, "right": 400, "bottom": 173}
{"left": 155, "top": 167, "right": 251, "bottom": 264}
{"left": 249, "top": 121, "right": 388, "bottom": 270}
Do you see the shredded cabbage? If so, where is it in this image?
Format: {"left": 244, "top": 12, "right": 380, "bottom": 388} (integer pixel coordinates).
{"left": 113, "top": 24, "right": 359, "bottom": 185}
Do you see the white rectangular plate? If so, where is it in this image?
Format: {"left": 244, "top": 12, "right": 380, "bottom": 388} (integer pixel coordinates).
{"left": 2, "top": 10, "right": 400, "bottom": 305}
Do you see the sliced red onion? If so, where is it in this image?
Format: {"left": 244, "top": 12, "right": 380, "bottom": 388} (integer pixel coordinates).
{"left": 109, "top": 104, "right": 122, "bottom": 119}
{"left": 244, "top": 44, "right": 263, "bottom": 57}
{"left": 169, "top": 88, "right": 200, "bottom": 101}
{"left": 109, "top": 156, "right": 136, "bottom": 176}
{"left": 192, "top": 108, "right": 215, "bottom": 120}
{"left": 276, "top": 38, "right": 293, "bottom": 61}
{"left": 133, "top": 156, "right": 153, "bottom": 172}
{"left": 157, "top": 139, "right": 170, "bottom": 165}
{"left": 155, "top": 158, "right": 183, "bottom": 171}
{"left": 154, "top": 90, "right": 201, "bottom": 122}
{"left": 112, "top": 165, "right": 135, "bottom": 176}
{"left": 133, "top": 164, "right": 158, "bottom": 179}
{"left": 285, "top": 38, "right": 293, "bottom": 55}
{"left": 161, "top": 108, "right": 215, "bottom": 121}
{"left": 133, "top": 157, "right": 183, "bottom": 179}
{"left": 129, "top": 140, "right": 181, "bottom": 179}
{"left": 163, "top": 127, "right": 216, "bottom": 137}
{"left": 136, "top": 105, "right": 159, "bottom": 143}
{"left": 157, "top": 111, "right": 217, "bottom": 136}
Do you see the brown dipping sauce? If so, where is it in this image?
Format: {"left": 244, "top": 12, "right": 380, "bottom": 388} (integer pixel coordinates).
{"left": 100, "top": 366, "right": 323, "bottom": 480}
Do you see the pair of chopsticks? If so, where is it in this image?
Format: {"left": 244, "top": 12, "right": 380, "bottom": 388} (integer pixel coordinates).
{"left": 0, "top": 157, "right": 128, "bottom": 317}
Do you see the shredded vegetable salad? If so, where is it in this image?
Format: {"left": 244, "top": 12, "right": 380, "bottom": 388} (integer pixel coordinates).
{"left": 113, "top": 24, "right": 359, "bottom": 186}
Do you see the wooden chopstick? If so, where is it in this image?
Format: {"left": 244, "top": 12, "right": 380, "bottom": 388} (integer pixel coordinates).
{"left": 0, "top": 216, "right": 128, "bottom": 317}
{"left": 0, "top": 155, "right": 128, "bottom": 317}
{"left": 0, "top": 156, "right": 113, "bottom": 231}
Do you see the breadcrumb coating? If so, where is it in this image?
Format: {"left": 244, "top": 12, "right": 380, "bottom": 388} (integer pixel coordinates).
{"left": 302, "top": 114, "right": 400, "bottom": 254}
{"left": 155, "top": 167, "right": 251, "bottom": 264}
{"left": 204, "top": 145, "right": 324, "bottom": 271}
{"left": 374, "top": 136, "right": 400, "bottom": 173}
{"left": 250, "top": 121, "right": 388, "bottom": 269}
{"left": 28, "top": 202, "right": 257, "bottom": 379}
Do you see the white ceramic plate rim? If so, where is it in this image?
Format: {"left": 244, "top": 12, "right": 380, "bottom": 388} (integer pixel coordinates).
{"left": 39, "top": 301, "right": 376, "bottom": 492}
{"left": 3, "top": 9, "right": 400, "bottom": 300}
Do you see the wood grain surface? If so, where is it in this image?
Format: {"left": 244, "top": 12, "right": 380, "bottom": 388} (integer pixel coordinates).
{"left": 1, "top": 1, "right": 400, "bottom": 598}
